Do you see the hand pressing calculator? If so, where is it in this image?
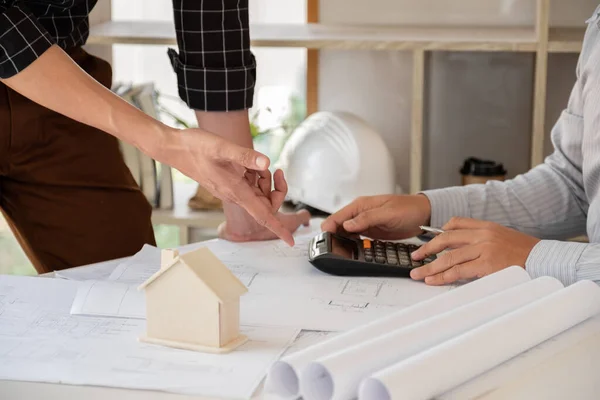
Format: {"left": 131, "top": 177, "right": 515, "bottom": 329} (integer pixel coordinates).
{"left": 308, "top": 232, "right": 436, "bottom": 277}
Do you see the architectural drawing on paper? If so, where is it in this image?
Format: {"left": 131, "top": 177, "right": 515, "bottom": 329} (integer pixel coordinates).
{"left": 138, "top": 247, "right": 249, "bottom": 353}
{"left": 341, "top": 279, "right": 383, "bottom": 297}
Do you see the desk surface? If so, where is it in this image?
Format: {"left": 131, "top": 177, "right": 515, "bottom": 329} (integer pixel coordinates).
{"left": 3, "top": 247, "right": 600, "bottom": 399}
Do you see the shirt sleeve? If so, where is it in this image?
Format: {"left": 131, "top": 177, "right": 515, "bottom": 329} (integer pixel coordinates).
{"left": 0, "top": 2, "right": 54, "bottom": 79}
{"left": 525, "top": 240, "right": 600, "bottom": 286}
{"left": 169, "top": 0, "right": 256, "bottom": 112}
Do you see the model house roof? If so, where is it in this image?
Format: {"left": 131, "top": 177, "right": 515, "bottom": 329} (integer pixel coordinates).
{"left": 138, "top": 247, "right": 248, "bottom": 302}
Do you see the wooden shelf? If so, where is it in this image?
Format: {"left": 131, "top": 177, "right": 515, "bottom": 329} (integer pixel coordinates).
{"left": 88, "top": 21, "right": 544, "bottom": 52}
{"left": 90, "top": 2, "right": 584, "bottom": 195}
{"left": 89, "top": 21, "right": 176, "bottom": 46}
{"left": 149, "top": 182, "right": 223, "bottom": 245}
{"left": 548, "top": 27, "right": 585, "bottom": 53}
{"left": 151, "top": 183, "right": 224, "bottom": 229}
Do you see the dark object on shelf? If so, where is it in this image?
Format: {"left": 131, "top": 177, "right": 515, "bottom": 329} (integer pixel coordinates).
{"left": 188, "top": 185, "right": 223, "bottom": 211}
{"left": 460, "top": 157, "right": 507, "bottom": 186}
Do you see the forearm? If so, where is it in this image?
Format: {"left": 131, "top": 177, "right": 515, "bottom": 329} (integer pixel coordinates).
{"left": 1, "top": 45, "right": 168, "bottom": 154}
{"left": 195, "top": 111, "right": 253, "bottom": 148}
{"left": 195, "top": 111, "right": 256, "bottom": 221}
{"left": 423, "top": 163, "right": 588, "bottom": 239}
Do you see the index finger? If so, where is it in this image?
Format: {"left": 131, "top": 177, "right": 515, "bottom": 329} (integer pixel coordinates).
{"left": 412, "top": 230, "right": 475, "bottom": 260}
{"left": 321, "top": 198, "right": 371, "bottom": 234}
{"left": 235, "top": 184, "right": 294, "bottom": 246}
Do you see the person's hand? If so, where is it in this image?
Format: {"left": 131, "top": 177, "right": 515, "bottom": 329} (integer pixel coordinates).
{"left": 410, "top": 217, "right": 541, "bottom": 285}
{"left": 217, "top": 169, "right": 311, "bottom": 242}
{"left": 321, "top": 195, "right": 432, "bottom": 240}
{"left": 149, "top": 127, "right": 296, "bottom": 245}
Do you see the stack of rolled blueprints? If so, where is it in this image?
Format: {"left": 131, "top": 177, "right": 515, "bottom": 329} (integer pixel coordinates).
{"left": 265, "top": 266, "right": 600, "bottom": 400}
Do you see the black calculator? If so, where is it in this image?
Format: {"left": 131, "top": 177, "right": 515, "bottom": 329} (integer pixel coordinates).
{"left": 308, "top": 232, "right": 436, "bottom": 277}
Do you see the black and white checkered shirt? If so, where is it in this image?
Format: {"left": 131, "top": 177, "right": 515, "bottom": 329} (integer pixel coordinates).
{"left": 0, "top": 0, "right": 255, "bottom": 111}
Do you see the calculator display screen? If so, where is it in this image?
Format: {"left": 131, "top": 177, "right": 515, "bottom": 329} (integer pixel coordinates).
{"left": 330, "top": 235, "right": 358, "bottom": 259}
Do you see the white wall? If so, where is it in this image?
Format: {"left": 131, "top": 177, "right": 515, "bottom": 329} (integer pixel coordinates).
{"left": 319, "top": 0, "right": 598, "bottom": 190}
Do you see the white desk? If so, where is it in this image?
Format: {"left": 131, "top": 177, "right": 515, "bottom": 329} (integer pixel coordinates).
{"left": 2, "top": 253, "right": 600, "bottom": 399}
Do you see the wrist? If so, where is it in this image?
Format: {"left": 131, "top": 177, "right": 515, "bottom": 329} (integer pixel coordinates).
{"left": 137, "top": 122, "right": 177, "bottom": 161}
{"left": 415, "top": 194, "right": 432, "bottom": 226}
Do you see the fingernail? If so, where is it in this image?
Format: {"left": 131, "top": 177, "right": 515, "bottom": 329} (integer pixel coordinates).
{"left": 345, "top": 219, "right": 357, "bottom": 227}
{"left": 410, "top": 269, "right": 420, "bottom": 279}
{"left": 411, "top": 251, "right": 419, "bottom": 259}
{"left": 257, "top": 156, "right": 269, "bottom": 169}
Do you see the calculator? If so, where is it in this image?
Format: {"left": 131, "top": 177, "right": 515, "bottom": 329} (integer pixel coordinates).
{"left": 308, "top": 232, "right": 436, "bottom": 277}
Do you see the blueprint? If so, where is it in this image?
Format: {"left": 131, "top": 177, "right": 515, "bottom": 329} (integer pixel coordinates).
{"left": 0, "top": 275, "right": 298, "bottom": 399}
{"left": 72, "top": 219, "right": 451, "bottom": 330}
{"left": 72, "top": 268, "right": 450, "bottom": 331}
{"left": 108, "top": 229, "right": 318, "bottom": 284}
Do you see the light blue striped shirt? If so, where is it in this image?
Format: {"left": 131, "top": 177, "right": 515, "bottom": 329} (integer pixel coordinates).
{"left": 423, "top": 6, "right": 600, "bottom": 286}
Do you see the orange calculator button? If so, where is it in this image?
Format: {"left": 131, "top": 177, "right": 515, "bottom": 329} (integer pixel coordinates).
{"left": 363, "top": 239, "right": 372, "bottom": 249}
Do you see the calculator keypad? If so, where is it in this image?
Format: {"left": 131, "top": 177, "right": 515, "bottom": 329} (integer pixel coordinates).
{"left": 361, "top": 240, "right": 435, "bottom": 268}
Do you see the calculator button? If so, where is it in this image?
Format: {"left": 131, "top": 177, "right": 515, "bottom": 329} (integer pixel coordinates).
{"left": 397, "top": 248, "right": 409, "bottom": 256}
{"left": 375, "top": 256, "right": 386, "bottom": 264}
{"left": 411, "top": 259, "right": 422, "bottom": 268}
{"left": 395, "top": 243, "right": 408, "bottom": 252}
{"left": 363, "top": 239, "right": 372, "bottom": 249}
{"left": 365, "top": 255, "right": 373, "bottom": 262}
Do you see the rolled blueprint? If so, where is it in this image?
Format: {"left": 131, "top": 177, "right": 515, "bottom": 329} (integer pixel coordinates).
{"left": 300, "top": 277, "right": 562, "bottom": 400}
{"left": 265, "top": 266, "right": 530, "bottom": 398}
{"left": 359, "top": 280, "right": 600, "bottom": 400}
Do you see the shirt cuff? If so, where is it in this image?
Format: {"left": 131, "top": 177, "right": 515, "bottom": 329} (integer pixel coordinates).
{"left": 0, "top": 4, "right": 53, "bottom": 78}
{"left": 421, "top": 186, "right": 471, "bottom": 228}
{"left": 168, "top": 48, "right": 256, "bottom": 112}
{"left": 525, "top": 240, "right": 588, "bottom": 286}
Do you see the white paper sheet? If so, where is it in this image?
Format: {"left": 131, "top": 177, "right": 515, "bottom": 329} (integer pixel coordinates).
{"left": 55, "top": 259, "right": 119, "bottom": 281}
{"left": 281, "top": 330, "right": 339, "bottom": 357}
{"left": 108, "top": 223, "right": 323, "bottom": 285}
{"left": 70, "top": 280, "right": 146, "bottom": 319}
{"left": 359, "top": 280, "right": 600, "bottom": 400}
{"left": 300, "top": 277, "right": 562, "bottom": 400}
{"left": 71, "top": 274, "right": 450, "bottom": 331}
{"left": 0, "top": 275, "right": 299, "bottom": 399}
{"left": 265, "top": 266, "right": 530, "bottom": 399}
{"left": 438, "top": 315, "right": 600, "bottom": 400}
{"left": 108, "top": 244, "right": 161, "bottom": 284}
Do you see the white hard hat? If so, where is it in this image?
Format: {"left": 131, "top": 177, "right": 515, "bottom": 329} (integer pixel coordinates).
{"left": 276, "top": 111, "right": 397, "bottom": 214}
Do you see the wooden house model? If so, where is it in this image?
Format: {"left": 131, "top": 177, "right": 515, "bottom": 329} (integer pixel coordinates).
{"left": 138, "top": 247, "right": 248, "bottom": 353}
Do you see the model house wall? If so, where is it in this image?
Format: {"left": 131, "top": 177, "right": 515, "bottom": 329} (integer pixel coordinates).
{"left": 219, "top": 300, "right": 241, "bottom": 346}
{"left": 145, "top": 264, "right": 220, "bottom": 347}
